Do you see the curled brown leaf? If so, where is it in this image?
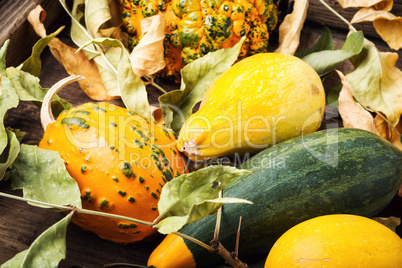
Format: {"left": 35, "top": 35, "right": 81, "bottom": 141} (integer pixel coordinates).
{"left": 373, "top": 114, "right": 402, "bottom": 150}
{"left": 337, "top": 70, "right": 375, "bottom": 132}
{"left": 28, "top": 5, "right": 118, "bottom": 101}
{"left": 150, "top": 105, "right": 164, "bottom": 125}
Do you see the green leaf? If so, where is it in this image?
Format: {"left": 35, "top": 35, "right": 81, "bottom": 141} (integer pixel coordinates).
{"left": 18, "top": 27, "right": 64, "bottom": 77}
{"left": 302, "top": 31, "right": 364, "bottom": 76}
{"left": 1, "top": 212, "right": 73, "bottom": 268}
{"left": 0, "top": 40, "right": 20, "bottom": 154}
{"left": 10, "top": 144, "right": 82, "bottom": 209}
{"left": 159, "top": 37, "right": 246, "bottom": 134}
{"left": 157, "top": 197, "right": 252, "bottom": 234}
{"left": 326, "top": 82, "right": 342, "bottom": 108}
{"left": 0, "top": 129, "right": 20, "bottom": 181}
{"left": 7, "top": 127, "right": 26, "bottom": 143}
{"left": 6, "top": 67, "right": 73, "bottom": 115}
{"left": 295, "top": 26, "right": 334, "bottom": 58}
{"left": 78, "top": 37, "right": 150, "bottom": 118}
{"left": 157, "top": 165, "right": 252, "bottom": 220}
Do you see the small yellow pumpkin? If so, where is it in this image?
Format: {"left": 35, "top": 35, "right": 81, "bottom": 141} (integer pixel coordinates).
{"left": 177, "top": 53, "right": 326, "bottom": 161}
{"left": 39, "top": 102, "right": 188, "bottom": 243}
{"left": 265, "top": 214, "right": 402, "bottom": 267}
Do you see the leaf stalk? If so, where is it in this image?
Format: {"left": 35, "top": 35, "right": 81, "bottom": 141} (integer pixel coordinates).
{"left": 317, "top": 0, "right": 358, "bottom": 32}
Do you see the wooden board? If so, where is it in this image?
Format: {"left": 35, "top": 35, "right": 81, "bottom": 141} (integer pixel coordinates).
{"left": 1, "top": 0, "right": 402, "bottom": 267}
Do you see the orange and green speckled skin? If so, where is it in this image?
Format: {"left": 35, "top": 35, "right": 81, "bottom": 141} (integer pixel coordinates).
{"left": 39, "top": 102, "right": 188, "bottom": 243}
{"left": 122, "top": 0, "right": 278, "bottom": 82}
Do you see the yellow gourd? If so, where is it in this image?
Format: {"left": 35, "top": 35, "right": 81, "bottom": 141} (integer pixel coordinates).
{"left": 265, "top": 214, "right": 402, "bottom": 267}
{"left": 177, "top": 53, "right": 325, "bottom": 161}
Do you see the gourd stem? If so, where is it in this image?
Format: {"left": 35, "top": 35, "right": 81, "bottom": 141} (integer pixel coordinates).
{"left": 0, "top": 192, "right": 71, "bottom": 211}
{"left": 0, "top": 191, "right": 154, "bottom": 227}
{"left": 40, "top": 75, "right": 86, "bottom": 131}
{"left": 172, "top": 231, "right": 214, "bottom": 252}
{"left": 143, "top": 75, "right": 167, "bottom": 94}
{"left": 103, "top": 263, "right": 146, "bottom": 268}
{"left": 318, "top": 0, "right": 358, "bottom": 32}
{"left": 214, "top": 191, "right": 223, "bottom": 239}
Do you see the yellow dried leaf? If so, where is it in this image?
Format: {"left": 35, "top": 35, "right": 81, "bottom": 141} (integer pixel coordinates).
{"left": 337, "top": 0, "right": 393, "bottom": 11}
{"left": 373, "top": 115, "right": 402, "bottom": 149}
{"left": 48, "top": 39, "right": 118, "bottom": 100}
{"left": 274, "top": 0, "right": 308, "bottom": 55}
{"left": 338, "top": 69, "right": 402, "bottom": 149}
{"left": 128, "top": 14, "right": 166, "bottom": 78}
{"left": 346, "top": 39, "right": 402, "bottom": 126}
{"left": 337, "top": 70, "right": 375, "bottom": 132}
{"left": 352, "top": 7, "right": 402, "bottom": 50}
{"left": 28, "top": 5, "right": 118, "bottom": 101}
{"left": 27, "top": 5, "right": 47, "bottom": 38}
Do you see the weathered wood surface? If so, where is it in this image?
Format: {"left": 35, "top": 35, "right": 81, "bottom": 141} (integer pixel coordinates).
{"left": 1, "top": 0, "right": 402, "bottom": 267}
{"left": 0, "top": 0, "right": 67, "bottom": 67}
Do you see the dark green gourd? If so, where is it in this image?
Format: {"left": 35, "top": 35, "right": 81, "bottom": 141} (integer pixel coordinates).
{"left": 148, "top": 128, "right": 402, "bottom": 267}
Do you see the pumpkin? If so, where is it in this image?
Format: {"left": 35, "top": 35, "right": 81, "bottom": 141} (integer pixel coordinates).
{"left": 122, "top": 0, "right": 278, "bottom": 81}
{"left": 177, "top": 53, "right": 326, "bottom": 161}
{"left": 265, "top": 214, "right": 402, "bottom": 267}
{"left": 39, "top": 102, "right": 188, "bottom": 243}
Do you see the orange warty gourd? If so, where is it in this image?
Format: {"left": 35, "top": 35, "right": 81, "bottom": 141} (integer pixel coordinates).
{"left": 122, "top": 0, "right": 278, "bottom": 81}
{"left": 265, "top": 214, "right": 402, "bottom": 267}
{"left": 39, "top": 102, "right": 188, "bottom": 243}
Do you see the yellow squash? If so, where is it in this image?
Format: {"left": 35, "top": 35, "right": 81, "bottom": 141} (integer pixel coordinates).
{"left": 177, "top": 53, "right": 325, "bottom": 161}
{"left": 265, "top": 214, "right": 402, "bottom": 267}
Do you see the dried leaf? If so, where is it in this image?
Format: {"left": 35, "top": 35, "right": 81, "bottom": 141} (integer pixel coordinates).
{"left": 49, "top": 38, "right": 118, "bottom": 100}
{"left": 86, "top": 0, "right": 114, "bottom": 38}
{"left": 337, "top": 69, "right": 402, "bottom": 149}
{"left": 373, "top": 115, "right": 402, "bottom": 149}
{"left": 337, "top": 0, "right": 393, "bottom": 11}
{"left": 60, "top": 0, "right": 99, "bottom": 59}
{"left": 79, "top": 38, "right": 151, "bottom": 118}
{"left": 150, "top": 105, "right": 164, "bottom": 125}
{"left": 28, "top": 5, "right": 118, "bottom": 101}
{"left": 352, "top": 7, "right": 402, "bottom": 50}
{"left": 372, "top": 216, "right": 401, "bottom": 233}
{"left": 346, "top": 38, "right": 402, "bottom": 126}
{"left": 157, "top": 197, "right": 252, "bottom": 234}
{"left": 129, "top": 15, "right": 166, "bottom": 78}
{"left": 274, "top": 0, "right": 308, "bottom": 55}
{"left": 337, "top": 70, "right": 375, "bottom": 132}
{"left": 155, "top": 165, "right": 252, "bottom": 233}
{"left": 27, "top": 5, "right": 47, "bottom": 38}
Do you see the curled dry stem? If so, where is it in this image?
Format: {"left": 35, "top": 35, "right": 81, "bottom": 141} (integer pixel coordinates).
{"left": 40, "top": 75, "right": 86, "bottom": 130}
